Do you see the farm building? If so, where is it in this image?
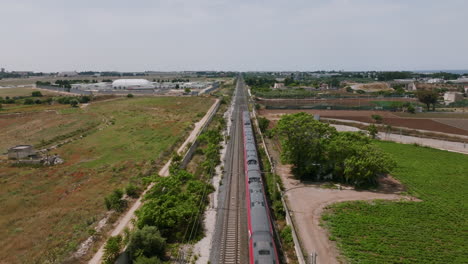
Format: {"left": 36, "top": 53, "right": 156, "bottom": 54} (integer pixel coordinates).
{"left": 8, "top": 145, "right": 36, "bottom": 160}
{"left": 112, "top": 79, "right": 155, "bottom": 90}
{"left": 443, "top": 92, "right": 464, "bottom": 105}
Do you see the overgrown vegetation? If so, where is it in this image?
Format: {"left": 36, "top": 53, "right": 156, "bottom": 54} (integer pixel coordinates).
{"left": 322, "top": 141, "right": 468, "bottom": 263}
{"left": 275, "top": 112, "right": 395, "bottom": 186}
{"left": 0, "top": 96, "right": 213, "bottom": 263}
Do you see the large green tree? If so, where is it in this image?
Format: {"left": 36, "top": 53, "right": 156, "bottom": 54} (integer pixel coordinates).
{"left": 276, "top": 113, "right": 396, "bottom": 186}
{"left": 276, "top": 112, "right": 337, "bottom": 179}
{"left": 127, "top": 226, "right": 166, "bottom": 261}
{"left": 416, "top": 90, "right": 439, "bottom": 111}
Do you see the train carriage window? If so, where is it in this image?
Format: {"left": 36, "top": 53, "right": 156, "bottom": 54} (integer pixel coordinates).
{"left": 248, "top": 159, "right": 257, "bottom": 165}
{"left": 258, "top": 250, "right": 271, "bottom": 255}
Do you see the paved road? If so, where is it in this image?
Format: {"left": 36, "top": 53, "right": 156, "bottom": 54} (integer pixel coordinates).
{"left": 210, "top": 77, "right": 249, "bottom": 263}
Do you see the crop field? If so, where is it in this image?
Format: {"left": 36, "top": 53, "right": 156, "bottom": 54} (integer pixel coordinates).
{"left": 322, "top": 141, "right": 468, "bottom": 263}
{"left": 0, "top": 96, "right": 214, "bottom": 263}
{"left": 259, "top": 109, "right": 468, "bottom": 136}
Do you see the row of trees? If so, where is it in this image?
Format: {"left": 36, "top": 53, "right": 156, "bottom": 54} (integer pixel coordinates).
{"left": 276, "top": 112, "right": 395, "bottom": 187}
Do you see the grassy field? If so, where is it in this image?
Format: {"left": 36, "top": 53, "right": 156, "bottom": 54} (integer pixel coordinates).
{"left": 322, "top": 141, "right": 468, "bottom": 263}
{"left": 0, "top": 96, "right": 214, "bottom": 263}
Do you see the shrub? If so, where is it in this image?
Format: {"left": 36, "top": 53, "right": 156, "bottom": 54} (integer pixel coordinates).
{"left": 371, "top": 114, "right": 383, "bottom": 123}
{"left": 367, "top": 124, "right": 378, "bottom": 139}
{"left": 104, "top": 189, "right": 127, "bottom": 212}
{"left": 127, "top": 226, "right": 166, "bottom": 260}
{"left": 103, "top": 235, "right": 122, "bottom": 264}
{"left": 280, "top": 226, "right": 294, "bottom": 245}
{"left": 70, "top": 99, "right": 79, "bottom": 107}
{"left": 80, "top": 96, "right": 91, "bottom": 103}
{"left": 127, "top": 93, "right": 134, "bottom": 98}
{"left": 134, "top": 256, "right": 162, "bottom": 264}
{"left": 125, "top": 183, "right": 140, "bottom": 198}
{"left": 24, "top": 98, "right": 34, "bottom": 105}
{"left": 32, "top": 91, "right": 43, "bottom": 97}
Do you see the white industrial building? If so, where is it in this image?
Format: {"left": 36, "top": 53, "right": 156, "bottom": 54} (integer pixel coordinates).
{"left": 112, "top": 79, "right": 155, "bottom": 90}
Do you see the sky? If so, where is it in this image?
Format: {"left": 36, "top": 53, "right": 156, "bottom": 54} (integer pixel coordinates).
{"left": 1, "top": 0, "right": 467, "bottom": 72}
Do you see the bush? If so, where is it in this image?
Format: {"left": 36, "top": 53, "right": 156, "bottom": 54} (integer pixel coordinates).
{"left": 125, "top": 183, "right": 140, "bottom": 198}
{"left": 80, "top": 96, "right": 91, "bottom": 103}
{"left": 104, "top": 189, "right": 127, "bottom": 212}
{"left": 24, "top": 98, "right": 34, "bottom": 105}
{"left": 258, "top": 117, "right": 270, "bottom": 132}
{"left": 127, "top": 226, "right": 166, "bottom": 260}
{"left": 371, "top": 114, "right": 383, "bottom": 123}
{"left": 367, "top": 124, "right": 378, "bottom": 139}
{"left": 134, "top": 256, "right": 162, "bottom": 264}
{"left": 32, "top": 91, "right": 43, "bottom": 97}
{"left": 280, "top": 226, "right": 294, "bottom": 245}
{"left": 70, "top": 99, "right": 79, "bottom": 107}
{"left": 103, "top": 235, "right": 122, "bottom": 264}
{"left": 127, "top": 93, "right": 134, "bottom": 98}
{"left": 407, "top": 105, "right": 415, "bottom": 114}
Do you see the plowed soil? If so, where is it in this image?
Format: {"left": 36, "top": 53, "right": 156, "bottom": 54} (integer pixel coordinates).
{"left": 259, "top": 109, "right": 468, "bottom": 136}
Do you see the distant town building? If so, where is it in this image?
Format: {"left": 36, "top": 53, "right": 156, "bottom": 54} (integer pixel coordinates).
{"left": 11, "top": 71, "right": 33, "bottom": 76}
{"left": 426, "top": 78, "right": 445, "bottom": 84}
{"left": 273, "top": 83, "right": 285, "bottom": 90}
{"left": 8, "top": 145, "right": 36, "bottom": 160}
{"left": 58, "top": 71, "right": 79, "bottom": 77}
{"left": 443, "top": 92, "right": 464, "bottom": 105}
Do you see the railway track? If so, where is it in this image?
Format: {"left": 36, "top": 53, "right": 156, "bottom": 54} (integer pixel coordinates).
{"left": 214, "top": 77, "right": 248, "bottom": 264}
{"left": 218, "top": 115, "right": 242, "bottom": 263}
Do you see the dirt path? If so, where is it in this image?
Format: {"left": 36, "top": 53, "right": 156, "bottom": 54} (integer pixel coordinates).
{"left": 88, "top": 98, "right": 219, "bottom": 264}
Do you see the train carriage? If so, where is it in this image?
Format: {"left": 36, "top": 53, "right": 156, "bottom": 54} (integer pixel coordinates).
{"left": 242, "top": 111, "right": 279, "bottom": 264}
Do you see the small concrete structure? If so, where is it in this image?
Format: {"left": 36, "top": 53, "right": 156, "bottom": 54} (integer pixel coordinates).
{"left": 443, "top": 92, "right": 464, "bottom": 105}
{"left": 8, "top": 145, "right": 36, "bottom": 160}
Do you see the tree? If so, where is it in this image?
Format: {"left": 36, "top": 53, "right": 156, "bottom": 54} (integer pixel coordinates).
{"left": 407, "top": 104, "right": 415, "bottom": 113}
{"left": 276, "top": 112, "right": 337, "bottom": 179}
{"left": 258, "top": 117, "right": 270, "bottom": 132}
{"left": 184, "top": 88, "right": 191, "bottom": 94}
{"left": 367, "top": 124, "right": 378, "bottom": 139}
{"left": 103, "top": 235, "right": 122, "bottom": 264}
{"left": 343, "top": 145, "right": 396, "bottom": 187}
{"left": 175, "top": 84, "right": 180, "bottom": 89}
{"left": 31, "top": 91, "right": 43, "bottom": 97}
{"left": 70, "top": 99, "right": 79, "bottom": 107}
{"left": 416, "top": 90, "right": 438, "bottom": 111}
{"left": 127, "top": 226, "right": 166, "bottom": 260}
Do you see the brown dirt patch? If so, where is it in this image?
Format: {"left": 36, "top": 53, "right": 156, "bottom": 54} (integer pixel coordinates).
{"left": 259, "top": 109, "right": 468, "bottom": 136}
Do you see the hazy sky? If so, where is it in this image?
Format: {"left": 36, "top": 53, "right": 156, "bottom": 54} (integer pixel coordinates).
{"left": 1, "top": 0, "right": 467, "bottom": 72}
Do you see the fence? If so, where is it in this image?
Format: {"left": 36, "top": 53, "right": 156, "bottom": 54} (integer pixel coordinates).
{"left": 179, "top": 100, "right": 221, "bottom": 169}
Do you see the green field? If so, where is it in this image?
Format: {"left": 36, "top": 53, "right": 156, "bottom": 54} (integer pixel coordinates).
{"left": 322, "top": 141, "right": 468, "bottom": 263}
{"left": 0, "top": 96, "right": 213, "bottom": 263}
